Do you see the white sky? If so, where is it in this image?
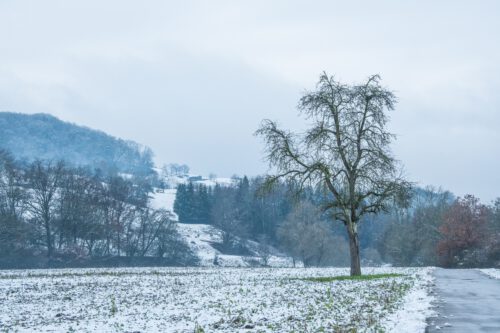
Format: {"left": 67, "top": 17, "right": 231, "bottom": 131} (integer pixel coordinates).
{"left": 1, "top": 0, "right": 499, "bottom": 202}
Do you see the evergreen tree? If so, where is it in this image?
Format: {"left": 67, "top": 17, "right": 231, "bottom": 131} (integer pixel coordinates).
{"left": 173, "top": 184, "right": 188, "bottom": 222}
{"left": 185, "top": 182, "right": 196, "bottom": 223}
{"left": 235, "top": 176, "right": 251, "bottom": 231}
{"left": 196, "top": 184, "right": 211, "bottom": 224}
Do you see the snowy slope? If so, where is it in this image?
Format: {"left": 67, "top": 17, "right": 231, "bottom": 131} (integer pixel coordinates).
{"left": 149, "top": 189, "right": 178, "bottom": 219}
{"left": 177, "top": 223, "right": 251, "bottom": 267}
{"left": 176, "top": 223, "right": 295, "bottom": 267}
{"left": 150, "top": 188, "right": 295, "bottom": 267}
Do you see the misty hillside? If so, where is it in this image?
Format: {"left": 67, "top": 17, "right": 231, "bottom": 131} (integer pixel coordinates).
{"left": 0, "top": 112, "right": 154, "bottom": 176}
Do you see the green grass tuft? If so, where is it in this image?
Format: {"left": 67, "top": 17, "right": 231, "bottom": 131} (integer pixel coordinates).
{"left": 301, "top": 273, "right": 404, "bottom": 282}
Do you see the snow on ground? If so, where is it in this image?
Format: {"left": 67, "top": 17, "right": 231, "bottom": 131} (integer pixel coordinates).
{"left": 478, "top": 268, "right": 500, "bottom": 279}
{"left": 194, "top": 177, "right": 236, "bottom": 187}
{"left": 150, "top": 190, "right": 295, "bottom": 267}
{"left": 177, "top": 223, "right": 295, "bottom": 267}
{"left": 382, "top": 267, "right": 435, "bottom": 333}
{"left": 160, "top": 175, "right": 237, "bottom": 189}
{"left": 177, "top": 223, "right": 230, "bottom": 265}
{"left": 0, "top": 267, "right": 433, "bottom": 332}
{"left": 150, "top": 189, "right": 177, "bottom": 218}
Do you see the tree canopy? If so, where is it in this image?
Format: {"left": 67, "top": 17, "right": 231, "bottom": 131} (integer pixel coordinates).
{"left": 256, "top": 73, "right": 411, "bottom": 275}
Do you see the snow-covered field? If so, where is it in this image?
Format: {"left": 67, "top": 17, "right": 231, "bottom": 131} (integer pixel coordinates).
{"left": 479, "top": 268, "right": 500, "bottom": 280}
{"left": 0, "top": 267, "right": 434, "bottom": 332}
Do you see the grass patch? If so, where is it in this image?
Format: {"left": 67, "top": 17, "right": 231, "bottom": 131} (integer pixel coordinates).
{"left": 301, "top": 273, "right": 404, "bottom": 282}
{"left": 0, "top": 270, "right": 204, "bottom": 280}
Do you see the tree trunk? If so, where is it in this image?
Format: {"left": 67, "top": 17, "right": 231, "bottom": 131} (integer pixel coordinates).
{"left": 347, "top": 225, "right": 361, "bottom": 276}
{"left": 45, "top": 219, "right": 53, "bottom": 258}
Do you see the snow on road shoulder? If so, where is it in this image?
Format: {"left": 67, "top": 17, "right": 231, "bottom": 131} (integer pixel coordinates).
{"left": 382, "top": 267, "right": 436, "bottom": 333}
{"left": 478, "top": 268, "right": 500, "bottom": 279}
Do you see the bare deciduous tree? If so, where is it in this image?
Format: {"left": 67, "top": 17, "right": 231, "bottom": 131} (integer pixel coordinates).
{"left": 211, "top": 187, "right": 245, "bottom": 250}
{"left": 256, "top": 73, "right": 410, "bottom": 275}
{"left": 278, "top": 201, "right": 346, "bottom": 267}
{"left": 437, "top": 195, "right": 489, "bottom": 267}
{"left": 26, "top": 160, "right": 65, "bottom": 258}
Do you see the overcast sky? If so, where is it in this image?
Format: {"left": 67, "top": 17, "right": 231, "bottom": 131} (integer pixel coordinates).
{"left": 1, "top": 1, "right": 499, "bottom": 202}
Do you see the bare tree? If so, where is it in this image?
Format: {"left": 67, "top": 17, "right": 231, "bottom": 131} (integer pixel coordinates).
{"left": 256, "top": 234, "right": 272, "bottom": 266}
{"left": 277, "top": 201, "right": 345, "bottom": 267}
{"left": 0, "top": 150, "right": 30, "bottom": 256}
{"left": 211, "top": 187, "right": 245, "bottom": 250}
{"left": 105, "top": 175, "right": 135, "bottom": 256}
{"left": 26, "top": 160, "right": 65, "bottom": 258}
{"left": 437, "top": 195, "right": 489, "bottom": 267}
{"left": 256, "top": 73, "right": 410, "bottom": 275}
{"left": 380, "top": 187, "right": 452, "bottom": 266}
{"left": 0, "top": 150, "right": 27, "bottom": 219}
{"left": 135, "top": 209, "right": 175, "bottom": 257}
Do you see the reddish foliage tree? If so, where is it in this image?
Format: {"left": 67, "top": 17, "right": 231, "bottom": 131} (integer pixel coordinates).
{"left": 437, "top": 195, "right": 489, "bottom": 267}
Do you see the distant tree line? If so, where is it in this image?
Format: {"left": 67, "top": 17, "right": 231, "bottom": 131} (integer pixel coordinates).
{"left": 173, "top": 176, "right": 353, "bottom": 266}
{"left": 2, "top": 144, "right": 499, "bottom": 269}
{"left": 353, "top": 188, "right": 500, "bottom": 268}
{"left": 174, "top": 176, "right": 500, "bottom": 268}
{"left": 0, "top": 149, "right": 195, "bottom": 268}
{"left": 380, "top": 191, "right": 500, "bottom": 268}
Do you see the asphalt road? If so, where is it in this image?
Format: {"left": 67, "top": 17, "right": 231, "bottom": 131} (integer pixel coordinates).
{"left": 426, "top": 268, "right": 500, "bottom": 332}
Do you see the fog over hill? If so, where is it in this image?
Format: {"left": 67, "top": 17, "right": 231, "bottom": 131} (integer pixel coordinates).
{"left": 0, "top": 112, "right": 154, "bottom": 176}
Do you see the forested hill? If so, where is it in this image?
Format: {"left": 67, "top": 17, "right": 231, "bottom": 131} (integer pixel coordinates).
{"left": 0, "top": 112, "right": 154, "bottom": 176}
